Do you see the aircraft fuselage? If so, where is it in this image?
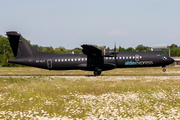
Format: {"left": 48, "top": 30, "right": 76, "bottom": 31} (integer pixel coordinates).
{"left": 8, "top": 51, "right": 174, "bottom": 71}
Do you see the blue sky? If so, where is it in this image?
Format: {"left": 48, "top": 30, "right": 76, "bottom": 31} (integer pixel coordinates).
{"left": 0, "top": 0, "right": 180, "bottom": 49}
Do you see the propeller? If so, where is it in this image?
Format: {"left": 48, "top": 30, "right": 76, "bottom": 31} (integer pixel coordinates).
{"left": 114, "top": 42, "right": 116, "bottom": 52}
{"left": 114, "top": 42, "right": 117, "bottom": 66}
{"left": 119, "top": 44, "right": 121, "bottom": 52}
{"left": 113, "top": 43, "right": 121, "bottom": 66}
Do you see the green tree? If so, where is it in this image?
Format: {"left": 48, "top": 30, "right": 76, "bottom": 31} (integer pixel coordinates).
{"left": 40, "top": 46, "right": 54, "bottom": 53}
{"left": 170, "top": 47, "right": 180, "bottom": 56}
{"left": 120, "top": 47, "right": 126, "bottom": 52}
{"left": 125, "top": 47, "right": 135, "bottom": 51}
{"left": 0, "top": 36, "right": 10, "bottom": 54}
{"left": 45, "top": 46, "right": 54, "bottom": 53}
{"left": 0, "top": 35, "right": 4, "bottom": 39}
{"left": 58, "top": 46, "right": 68, "bottom": 54}
{"left": 70, "top": 47, "right": 82, "bottom": 54}
{"left": 170, "top": 44, "right": 178, "bottom": 49}
{"left": 135, "top": 45, "right": 150, "bottom": 51}
{"left": 32, "top": 44, "right": 39, "bottom": 50}
{"left": 54, "top": 48, "right": 62, "bottom": 54}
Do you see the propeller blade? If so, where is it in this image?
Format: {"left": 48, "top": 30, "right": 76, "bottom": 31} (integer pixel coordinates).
{"left": 114, "top": 42, "right": 116, "bottom": 52}
{"left": 119, "top": 44, "right": 121, "bottom": 52}
{"left": 114, "top": 42, "right": 117, "bottom": 65}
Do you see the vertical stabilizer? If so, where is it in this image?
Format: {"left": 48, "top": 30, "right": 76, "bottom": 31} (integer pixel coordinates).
{"left": 6, "top": 31, "right": 45, "bottom": 59}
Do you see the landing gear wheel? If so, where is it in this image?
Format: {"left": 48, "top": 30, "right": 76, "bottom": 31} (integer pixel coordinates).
{"left": 162, "top": 66, "right": 166, "bottom": 72}
{"left": 94, "top": 68, "right": 101, "bottom": 76}
{"left": 163, "top": 68, "right": 166, "bottom": 72}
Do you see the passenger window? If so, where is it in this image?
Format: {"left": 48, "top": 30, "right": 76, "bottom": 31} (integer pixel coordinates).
{"left": 82, "top": 58, "right": 84, "bottom": 61}
{"left": 68, "top": 59, "right": 70, "bottom": 61}
{"left": 123, "top": 57, "right": 125, "bottom": 59}
{"left": 126, "top": 57, "right": 128, "bottom": 59}
{"left": 58, "top": 59, "right": 60, "bottom": 62}
{"left": 62, "top": 59, "right": 64, "bottom": 62}
{"left": 78, "top": 58, "right": 80, "bottom": 61}
{"left": 119, "top": 57, "right": 121, "bottom": 59}
{"left": 55, "top": 59, "right": 57, "bottom": 62}
{"left": 71, "top": 59, "right": 73, "bottom": 61}
{"left": 65, "top": 59, "right": 67, "bottom": 62}
{"left": 129, "top": 56, "right": 131, "bottom": 59}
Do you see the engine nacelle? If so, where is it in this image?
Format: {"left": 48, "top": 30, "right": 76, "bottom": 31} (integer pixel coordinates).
{"left": 101, "top": 49, "right": 117, "bottom": 57}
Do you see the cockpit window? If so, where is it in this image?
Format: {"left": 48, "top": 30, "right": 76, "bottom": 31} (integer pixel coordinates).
{"left": 157, "top": 52, "right": 166, "bottom": 56}
{"left": 161, "top": 53, "right": 166, "bottom": 56}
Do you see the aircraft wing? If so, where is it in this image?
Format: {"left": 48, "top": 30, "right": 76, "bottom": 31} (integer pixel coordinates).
{"left": 81, "top": 44, "right": 102, "bottom": 56}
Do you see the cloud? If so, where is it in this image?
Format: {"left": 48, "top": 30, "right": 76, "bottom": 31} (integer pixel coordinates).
{"left": 108, "top": 29, "right": 129, "bottom": 36}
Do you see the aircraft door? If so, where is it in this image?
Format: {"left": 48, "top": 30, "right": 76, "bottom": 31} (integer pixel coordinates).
{"left": 135, "top": 54, "right": 139, "bottom": 61}
{"left": 47, "top": 59, "right": 52, "bottom": 68}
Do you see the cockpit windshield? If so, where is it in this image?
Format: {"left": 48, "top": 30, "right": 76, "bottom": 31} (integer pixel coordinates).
{"left": 156, "top": 52, "right": 166, "bottom": 56}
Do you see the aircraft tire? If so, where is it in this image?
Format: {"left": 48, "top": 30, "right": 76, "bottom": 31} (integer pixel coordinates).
{"left": 94, "top": 68, "right": 101, "bottom": 76}
{"left": 162, "top": 66, "right": 166, "bottom": 72}
{"left": 94, "top": 71, "right": 99, "bottom": 76}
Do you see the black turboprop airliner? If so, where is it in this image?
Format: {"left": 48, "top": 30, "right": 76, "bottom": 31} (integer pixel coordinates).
{"left": 6, "top": 31, "right": 174, "bottom": 76}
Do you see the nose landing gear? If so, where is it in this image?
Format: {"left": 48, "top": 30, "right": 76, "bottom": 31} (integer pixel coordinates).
{"left": 162, "top": 66, "right": 166, "bottom": 72}
{"left": 94, "top": 68, "right": 101, "bottom": 76}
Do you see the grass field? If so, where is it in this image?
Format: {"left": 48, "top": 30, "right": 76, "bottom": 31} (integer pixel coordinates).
{"left": 0, "top": 66, "right": 180, "bottom": 76}
{"left": 0, "top": 67, "right": 180, "bottom": 119}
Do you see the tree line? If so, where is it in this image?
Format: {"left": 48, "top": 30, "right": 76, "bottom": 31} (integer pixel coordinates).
{"left": 0, "top": 35, "right": 180, "bottom": 67}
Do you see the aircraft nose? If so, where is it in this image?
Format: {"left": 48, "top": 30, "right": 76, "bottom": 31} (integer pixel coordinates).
{"left": 169, "top": 57, "right": 174, "bottom": 64}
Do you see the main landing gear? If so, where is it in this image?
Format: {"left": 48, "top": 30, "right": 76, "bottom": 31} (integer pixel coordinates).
{"left": 94, "top": 68, "right": 102, "bottom": 76}
{"left": 162, "top": 66, "right": 166, "bottom": 72}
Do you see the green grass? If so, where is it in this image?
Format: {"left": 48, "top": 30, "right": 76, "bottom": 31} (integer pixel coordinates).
{"left": 0, "top": 76, "right": 180, "bottom": 119}
{"left": 0, "top": 66, "right": 180, "bottom": 75}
